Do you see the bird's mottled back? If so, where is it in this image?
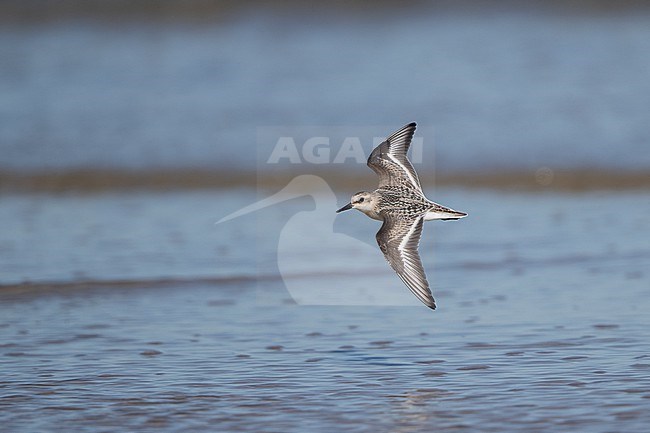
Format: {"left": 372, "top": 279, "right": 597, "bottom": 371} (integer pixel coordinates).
{"left": 336, "top": 122, "right": 467, "bottom": 310}
{"left": 376, "top": 185, "right": 432, "bottom": 219}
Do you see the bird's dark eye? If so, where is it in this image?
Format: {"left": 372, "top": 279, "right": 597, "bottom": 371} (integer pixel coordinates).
{"left": 358, "top": 197, "right": 365, "bottom": 203}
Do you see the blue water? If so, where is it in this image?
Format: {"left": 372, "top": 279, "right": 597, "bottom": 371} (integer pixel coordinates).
{"left": 1, "top": 9, "right": 649, "bottom": 173}
{"left": 2, "top": 5, "right": 650, "bottom": 432}
{"left": 2, "top": 187, "right": 650, "bottom": 431}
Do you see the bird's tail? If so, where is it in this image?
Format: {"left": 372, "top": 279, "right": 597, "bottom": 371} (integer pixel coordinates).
{"left": 424, "top": 203, "right": 467, "bottom": 221}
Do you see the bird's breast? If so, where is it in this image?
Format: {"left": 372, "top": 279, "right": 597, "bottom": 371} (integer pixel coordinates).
{"left": 360, "top": 208, "right": 384, "bottom": 221}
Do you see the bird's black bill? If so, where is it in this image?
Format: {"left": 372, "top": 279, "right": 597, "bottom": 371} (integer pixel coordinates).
{"left": 336, "top": 203, "right": 353, "bottom": 213}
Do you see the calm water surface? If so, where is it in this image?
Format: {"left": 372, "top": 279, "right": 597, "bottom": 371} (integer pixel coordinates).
{"left": 2, "top": 5, "right": 649, "bottom": 431}
{"left": 1, "top": 188, "right": 649, "bottom": 432}
{"left": 2, "top": 10, "right": 650, "bottom": 173}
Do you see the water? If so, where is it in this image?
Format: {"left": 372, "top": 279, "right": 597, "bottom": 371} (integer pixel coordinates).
{"left": 2, "top": 3, "right": 650, "bottom": 431}
{"left": 2, "top": 188, "right": 650, "bottom": 431}
{"left": 1, "top": 7, "right": 650, "bottom": 175}
{"left": 2, "top": 287, "right": 649, "bottom": 432}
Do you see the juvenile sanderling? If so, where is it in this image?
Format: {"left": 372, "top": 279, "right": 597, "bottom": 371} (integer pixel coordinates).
{"left": 336, "top": 122, "right": 467, "bottom": 310}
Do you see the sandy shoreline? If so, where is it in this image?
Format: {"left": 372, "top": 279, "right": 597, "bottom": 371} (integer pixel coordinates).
{"left": 2, "top": 167, "right": 649, "bottom": 194}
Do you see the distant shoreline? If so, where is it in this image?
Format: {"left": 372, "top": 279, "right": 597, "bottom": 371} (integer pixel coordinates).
{"left": 1, "top": 167, "right": 648, "bottom": 193}
{"left": 2, "top": 0, "right": 650, "bottom": 23}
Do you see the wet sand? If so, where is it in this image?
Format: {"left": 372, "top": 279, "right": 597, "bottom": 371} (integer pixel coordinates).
{"left": 1, "top": 167, "right": 649, "bottom": 194}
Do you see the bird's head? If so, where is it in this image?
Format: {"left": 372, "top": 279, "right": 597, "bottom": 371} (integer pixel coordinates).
{"left": 336, "top": 191, "right": 377, "bottom": 215}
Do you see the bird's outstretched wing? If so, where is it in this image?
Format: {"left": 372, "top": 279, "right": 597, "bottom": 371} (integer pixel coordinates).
{"left": 367, "top": 122, "right": 422, "bottom": 192}
{"left": 375, "top": 215, "right": 435, "bottom": 309}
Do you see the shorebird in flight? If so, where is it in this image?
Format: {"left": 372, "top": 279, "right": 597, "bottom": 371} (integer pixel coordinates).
{"left": 336, "top": 122, "right": 467, "bottom": 310}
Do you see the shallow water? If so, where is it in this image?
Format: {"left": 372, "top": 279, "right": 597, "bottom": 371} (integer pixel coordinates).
{"left": 1, "top": 188, "right": 649, "bottom": 432}
{"left": 2, "top": 280, "right": 650, "bottom": 432}
{"left": 1, "top": 9, "right": 650, "bottom": 175}
{"left": 2, "top": 4, "right": 650, "bottom": 431}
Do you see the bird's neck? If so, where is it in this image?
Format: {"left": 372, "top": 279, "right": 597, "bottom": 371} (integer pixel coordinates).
{"left": 360, "top": 208, "right": 383, "bottom": 221}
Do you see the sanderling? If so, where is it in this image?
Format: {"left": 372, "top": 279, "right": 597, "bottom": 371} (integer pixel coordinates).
{"left": 336, "top": 122, "right": 467, "bottom": 310}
